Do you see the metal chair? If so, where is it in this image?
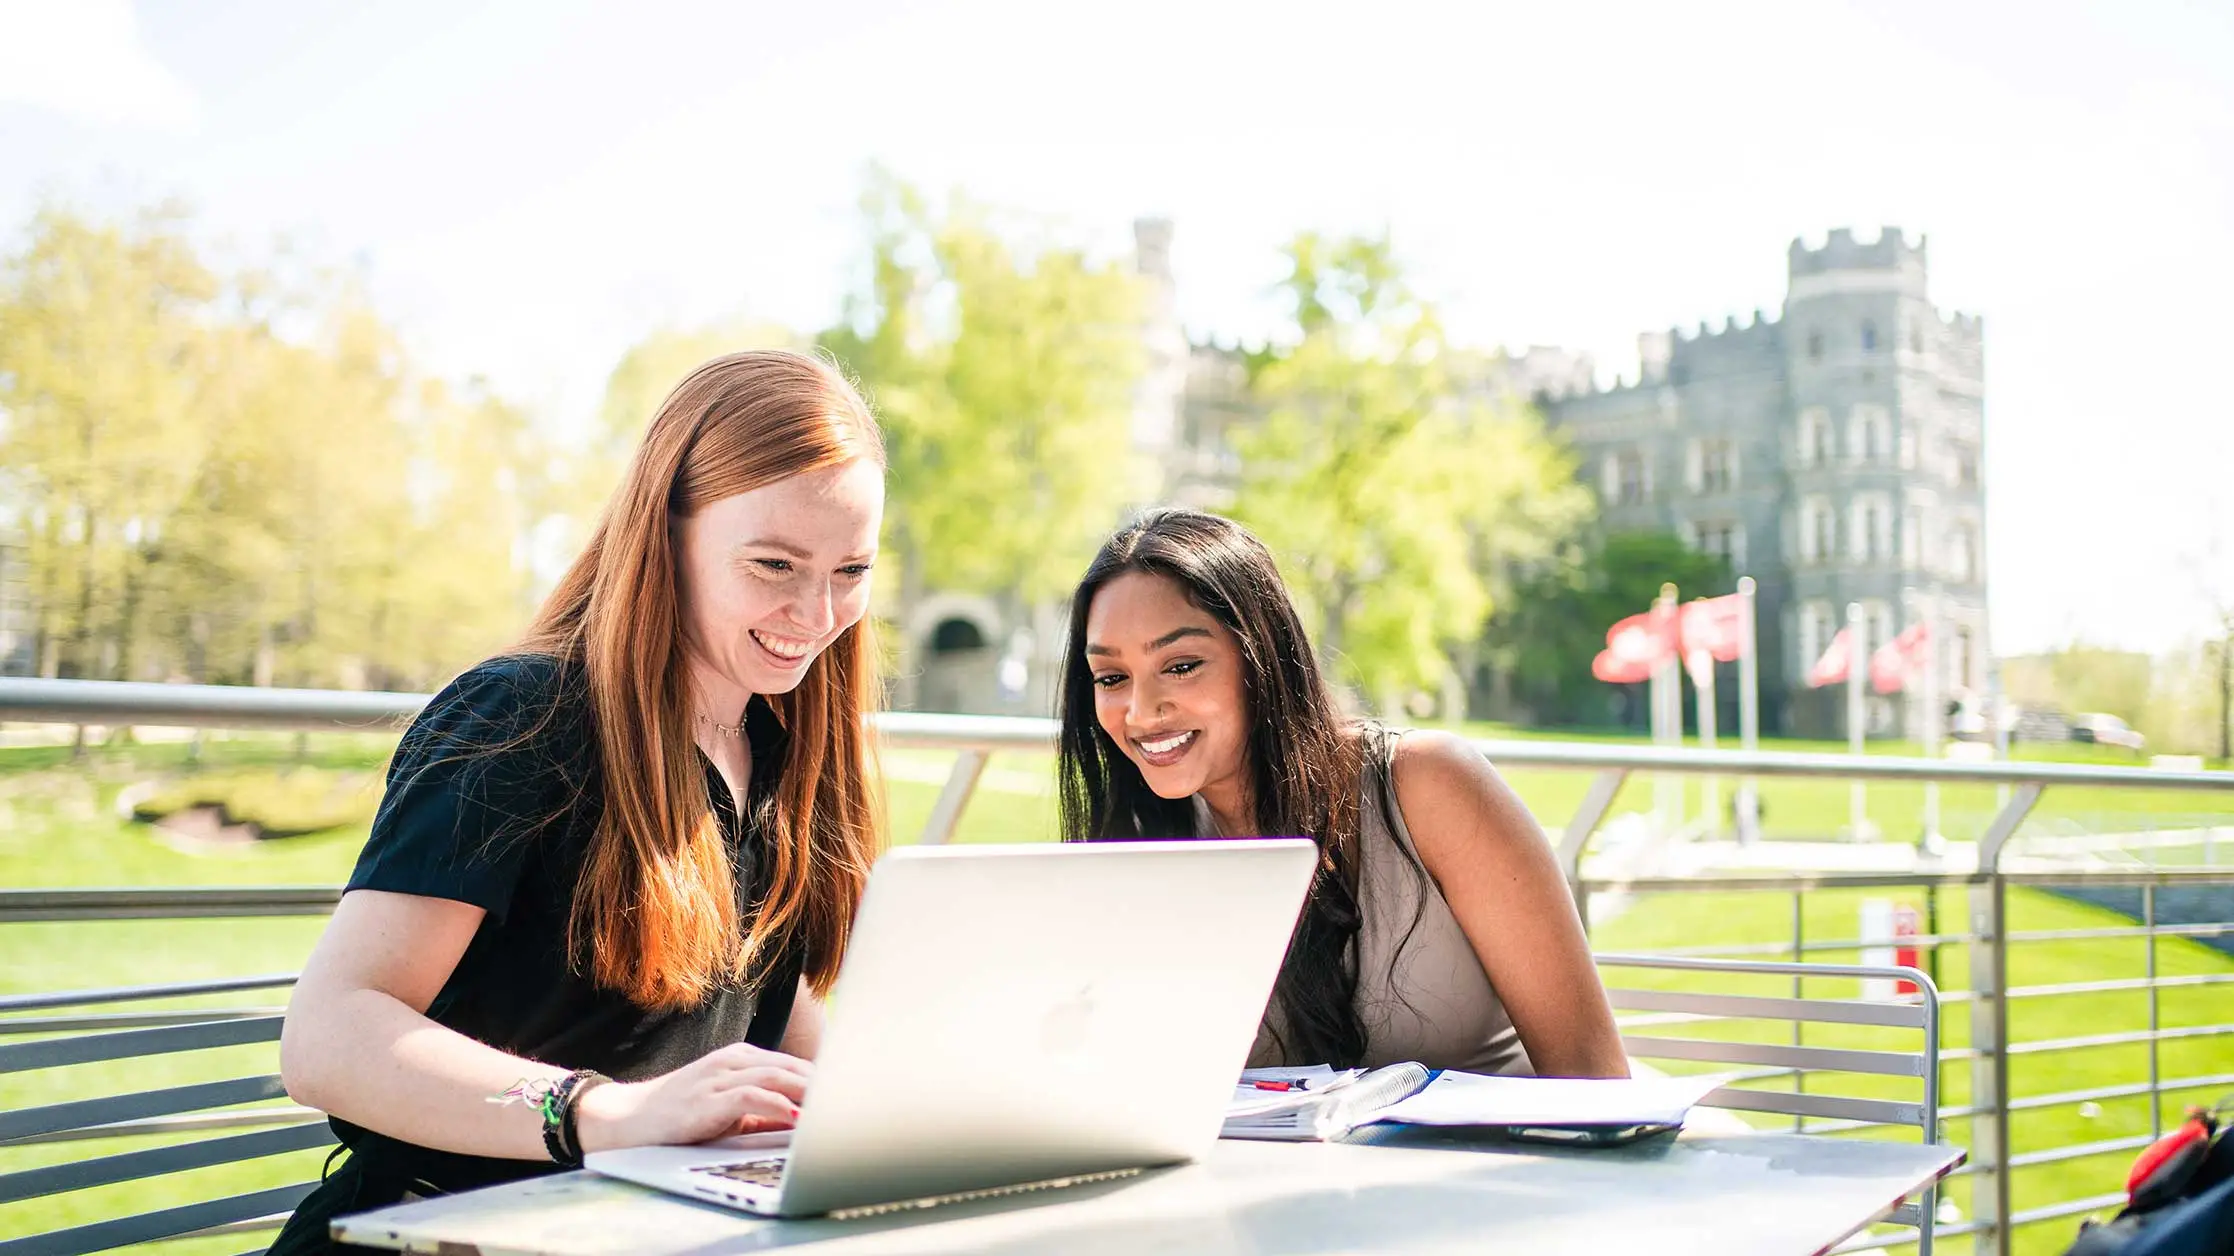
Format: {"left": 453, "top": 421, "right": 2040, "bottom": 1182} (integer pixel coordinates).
{"left": 1594, "top": 953, "right": 1946, "bottom": 1255}
{"left": 0, "top": 976, "right": 328, "bottom": 1256}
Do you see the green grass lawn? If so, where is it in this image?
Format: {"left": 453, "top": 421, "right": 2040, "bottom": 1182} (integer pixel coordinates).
{"left": 1, "top": 731, "right": 2228, "bottom": 1252}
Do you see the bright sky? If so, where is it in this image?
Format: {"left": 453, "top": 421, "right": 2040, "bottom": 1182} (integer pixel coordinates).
{"left": 2, "top": 0, "right": 2229, "bottom": 656}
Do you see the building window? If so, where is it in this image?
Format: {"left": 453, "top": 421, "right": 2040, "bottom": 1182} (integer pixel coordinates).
{"left": 1862, "top": 600, "right": 1895, "bottom": 658}
{"left": 1850, "top": 492, "right": 1892, "bottom": 564}
{"left": 1953, "top": 445, "right": 1979, "bottom": 489}
{"left": 1800, "top": 495, "right": 1836, "bottom": 564}
{"left": 1849, "top": 405, "right": 1891, "bottom": 465}
{"left": 1902, "top": 505, "right": 1922, "bottom": 570}
{"left": 1953, "top": 626, "right": 1975, "bottom": 691}
{"left": 1861, "top": 321, "right": 1879, "bottom": 352}
{"left": 1910, "top": 323, "right": 1924, "bottom": 354}
{"left": 1798, "top": 600, "right": 1837, "bottom": 672}
{"left": 1690, "top": 439, "right": 1736, "bottom": 493}
{"left": 1807, "top": 330, "right": 1824, "bottom": 362}
{"left": 1798, "top": 407, "right": 1833, "bottom": 467}
{"left": 1603, "top": 449, "right": 1648, "bottom": 505}
{"left": 1693, "top": 521, "right": 1746, "bottom": 571}
{"left": 1948, "top": 523, "right": 1979, "bottom": 584}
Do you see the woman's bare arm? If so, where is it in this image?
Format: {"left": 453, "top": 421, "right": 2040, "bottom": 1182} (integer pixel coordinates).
{"left": 279, "top": 889, "right": 810, "bottom": 1158}
{"left": 779, "top": 981, "right": 825, "bottom": 1059}
{"left": 1389, "top": 731, "right": 1629, "bottom": 1078}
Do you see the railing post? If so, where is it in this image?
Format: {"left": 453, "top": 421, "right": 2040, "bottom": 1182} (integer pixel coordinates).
{"left": 1969, "top": 782, "right": 2038, "bottom": 1256}
{"left": 1791, "top": 890, "right": 1806, "bottom": 1131}
{"left": 917, "top": 750, "right": 989, "bottom": 846}
{"left": 1558, "top": 769, "right": 1628, "bottom": 931}
{"left": 1969, "top": 873, "right": 2010, "bottom": 1256}
{"left": 2144, "top": 884, "right": 2160, "bottom": 1139}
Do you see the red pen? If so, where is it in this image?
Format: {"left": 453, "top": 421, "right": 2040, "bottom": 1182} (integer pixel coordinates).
{"left": 1250, "top": 1080, "right": 1307, "bottom": 1092}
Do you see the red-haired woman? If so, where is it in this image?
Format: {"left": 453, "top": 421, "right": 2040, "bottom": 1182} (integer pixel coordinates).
{"left": 270, "top": 350, "right": 887, "bottom": 1252}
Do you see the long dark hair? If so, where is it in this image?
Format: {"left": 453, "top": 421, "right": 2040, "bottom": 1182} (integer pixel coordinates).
{"left": 1056, "top": 509, "right": 1373, "bottom": 1066}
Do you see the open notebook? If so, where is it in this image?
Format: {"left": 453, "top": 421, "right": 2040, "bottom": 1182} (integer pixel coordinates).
{"left": 1225, "top": 1064, "right": 1731, "bottom": 1145}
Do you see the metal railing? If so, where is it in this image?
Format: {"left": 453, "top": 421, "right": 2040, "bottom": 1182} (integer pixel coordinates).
{"left": 1599, "top": 953, "right": 1946, "bottom": 1254}
{"left": 3, "top": 677, "right": 2232, "bottom": 1255}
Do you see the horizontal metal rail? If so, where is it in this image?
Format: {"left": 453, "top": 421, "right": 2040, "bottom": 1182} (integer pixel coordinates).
{"left": 1623, "top": 1035, "right": 1926, "bottom": 1077}
{"left": 0, "top": 1015, "right": 282, "bottom": 1073}
{"left": 0, "top": 1076, "right": 288, "bottom": 1144}
{"left": 0, "top": 974, "right": 298, "bottom": 1015}
{"left": 1586, "top": 868, "right": 2234, "bottom": 895}
{"left": 0, "top": 1122, "right": 332, "bottom": 1206}
{"left": 0, "top": 1008, "right": 287, "bottom": 1035}
{"left": 2, "top": 1106, "right": 324, "bottom": 1146}
{"left": 1603, "top": 988, "right": 1925, "bottom": 1028}
{"left": 0, "top": 1182, "right": 319, "bottom": 1256}
{"left": 0, "top": 887, "right": 341, "bottom": 924}
{"left": 6, "top": 676, "right": 2231, "bottom": 789}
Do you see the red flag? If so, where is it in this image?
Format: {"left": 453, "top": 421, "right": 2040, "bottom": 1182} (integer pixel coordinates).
{"left": 1592, "top": 606, "right": 1679, "bottom": 684}
{"left": 1679, "top": 594, "right": 1747, "bottom": 662}
{"left": 1591, "top": 647, "right": 1654, "bottom": 684}
{"left": 1806, "top": 627, "right": 1853, "bottom": 688}
{"left": 1869, "top": 621, "right": 1931, "bottom": 694}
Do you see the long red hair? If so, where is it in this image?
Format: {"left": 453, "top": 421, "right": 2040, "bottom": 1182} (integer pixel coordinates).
{"left": 519, "top": 349, "right": 886, "bottom": 1009}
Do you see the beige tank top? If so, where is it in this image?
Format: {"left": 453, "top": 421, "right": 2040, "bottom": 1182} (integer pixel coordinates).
{"left": 1212, "top": 729, "right": 1534, "bottom": 1076}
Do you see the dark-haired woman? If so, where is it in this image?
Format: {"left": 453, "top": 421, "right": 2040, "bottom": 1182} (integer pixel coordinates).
{"left": 1059, "top": 509, "right": 1626, "bottom": 1076}
{"left": 268, "top": 350, "right": 887, "bottom": 1252}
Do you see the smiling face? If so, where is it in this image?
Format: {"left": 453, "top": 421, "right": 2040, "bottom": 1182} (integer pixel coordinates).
{"left": 673, "top": 457, "right": 884, "bottom": 713}
{"left": 1083, "top": 570, "right": 1254, "bottom": 825}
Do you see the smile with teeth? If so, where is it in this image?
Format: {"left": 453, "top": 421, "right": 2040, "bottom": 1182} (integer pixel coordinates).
{"left": 1134, "top": 730, "right": 1197, "bottom": 762}
{"left": 751, "top": 629, "right": 813, "bottom": 663}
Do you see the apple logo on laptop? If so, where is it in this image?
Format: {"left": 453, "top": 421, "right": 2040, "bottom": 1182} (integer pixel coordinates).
{"left": 1039, "top": 982, "right": 1096, "bottom": 1055}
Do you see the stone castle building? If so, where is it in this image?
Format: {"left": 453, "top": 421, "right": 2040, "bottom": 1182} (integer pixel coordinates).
{"left": 1531, "top": 227, "right": 1988, "bottom": 737}
{"left": 904, "top": 222, "right": 1990, "bottom": 736}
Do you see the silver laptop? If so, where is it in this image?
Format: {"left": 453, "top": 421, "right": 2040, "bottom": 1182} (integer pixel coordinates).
{"left": 585, "top": 837, "right": 1316, "bottom": 1217}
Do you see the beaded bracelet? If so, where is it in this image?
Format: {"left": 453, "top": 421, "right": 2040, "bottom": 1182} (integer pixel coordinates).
{"left": 545, "top": 1069, "right": 609, "bottom": 1167}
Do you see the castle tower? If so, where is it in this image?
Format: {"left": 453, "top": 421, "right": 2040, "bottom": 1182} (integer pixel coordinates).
{"left": 1131, "top": 217, "right": 1188, "bottom": 465}
{"left": 1780, "top": 228, "right": 1988, "bottom": 738}
{"left": 1531, "top": 227, "right": 1988, "bottom": 737}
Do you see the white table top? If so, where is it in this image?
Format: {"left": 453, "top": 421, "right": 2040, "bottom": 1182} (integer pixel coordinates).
{"left": 334, "top": 1129, "right": 1964, "bottom": 1256}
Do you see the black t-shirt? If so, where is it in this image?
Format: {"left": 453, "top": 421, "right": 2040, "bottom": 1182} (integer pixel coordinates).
{"left": 324, "top": 653, "right": 800, "bottom": 1196}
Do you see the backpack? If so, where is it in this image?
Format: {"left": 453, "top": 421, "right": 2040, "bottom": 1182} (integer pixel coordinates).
{"left": 2063, "top": 1099, "right": 2234, "bottom": 1256}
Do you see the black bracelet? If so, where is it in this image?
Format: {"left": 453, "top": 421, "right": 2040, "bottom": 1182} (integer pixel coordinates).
{"left": 543, "top": 1069, "right": 607, "bottom": 1167}
{"left": 556, "top": 1063, "right": 607, "bottom": 1162}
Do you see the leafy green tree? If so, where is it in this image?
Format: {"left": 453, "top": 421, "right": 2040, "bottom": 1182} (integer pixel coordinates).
{"left": 819, "top": 172, "right": 1147, "bottom": 635}
{"left": 1228, "top": 231, "right": 1588, "bottom": 706}
{"left": 1483, "top": 531, "right": 1733, "bottom": 726}
{"left": 0, "top": 204, "right": 214, "bottom": 680}
{"left": 572, "top": 320, "right": 799, "bottom": 524}
{"left": 0, "top": 204, "right": 553, "bottom": 691}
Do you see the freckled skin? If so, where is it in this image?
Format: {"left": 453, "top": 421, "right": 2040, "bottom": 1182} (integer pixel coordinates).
{"left": 673, "top": 459, "right": 884, "bottom": 720}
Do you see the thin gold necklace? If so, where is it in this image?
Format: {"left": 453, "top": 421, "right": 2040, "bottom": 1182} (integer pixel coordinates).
{"left": 696, "top": 712, "right": 747, "bottom": 738}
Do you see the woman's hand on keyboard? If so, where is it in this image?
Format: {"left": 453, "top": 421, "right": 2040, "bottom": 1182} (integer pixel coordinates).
{"left": 576, "top": 1042, "right": 814, "bottom": 1151}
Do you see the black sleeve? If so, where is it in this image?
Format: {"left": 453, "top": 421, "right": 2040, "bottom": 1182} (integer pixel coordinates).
{"left": 346, "top": 656, "right": 590, "bottom": 923}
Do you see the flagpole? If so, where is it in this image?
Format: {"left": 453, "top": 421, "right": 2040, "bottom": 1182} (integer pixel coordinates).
{"left": 1847, "top": 600, "right": 1867, "bottom": 841}
{"left": 1692, "top": 647, "right": 1719, "bottom": 836}
{"left": 1736, "top": 576, "right": 1760, "bottom": 845}
{"left": 1655, "top": 583, "right": 1681, "bottom": 838}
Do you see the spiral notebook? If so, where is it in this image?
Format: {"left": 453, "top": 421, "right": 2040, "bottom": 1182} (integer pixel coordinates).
{"left": 1223, "top": 1064, "right": 1728, "bottom": 1144}
{"left": 1223, "top": 1063, "right": 1432, "bottom": 1141}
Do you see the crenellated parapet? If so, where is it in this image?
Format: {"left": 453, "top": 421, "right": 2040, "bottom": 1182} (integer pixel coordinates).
{"left": 1788, "top": 226, "right": 1927, "bottom": 277}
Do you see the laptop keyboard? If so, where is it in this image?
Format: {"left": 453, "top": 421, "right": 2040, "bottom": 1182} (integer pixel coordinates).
{"left": 694, "top": 1157, "right": 787, "bottom": 1189}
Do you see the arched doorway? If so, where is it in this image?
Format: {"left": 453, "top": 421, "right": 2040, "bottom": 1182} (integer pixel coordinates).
{"left": 917, "top": 615, "right": 999, "bottom": 713}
